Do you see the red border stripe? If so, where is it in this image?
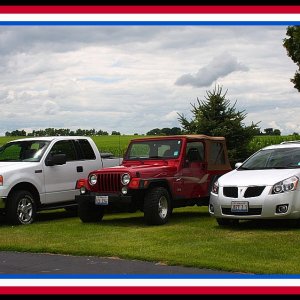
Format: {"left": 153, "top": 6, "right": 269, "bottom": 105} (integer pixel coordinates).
{"left": 0, "top": 6, "right": 300, "bottom": 14}
{"left": 0, "top": 286, "right": 300, "bottom": 295}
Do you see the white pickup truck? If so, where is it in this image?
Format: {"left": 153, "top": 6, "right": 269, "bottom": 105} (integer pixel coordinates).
{"left": 0, "top": 136, "right": 122, "bottom": 225}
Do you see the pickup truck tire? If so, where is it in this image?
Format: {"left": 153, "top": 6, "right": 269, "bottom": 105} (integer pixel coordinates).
{"left": 78, "top": 202, "right": 104, "bottom": 223}
{"left": 144, "top": 187, "right": 171, "bottom": 225}
{"left": 6, "top": 190, "right": 37, "bottom": 225}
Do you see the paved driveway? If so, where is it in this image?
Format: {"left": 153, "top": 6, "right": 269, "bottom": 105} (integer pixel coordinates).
{"left": 0, "top": 251, "right": 231, "bottom": 274}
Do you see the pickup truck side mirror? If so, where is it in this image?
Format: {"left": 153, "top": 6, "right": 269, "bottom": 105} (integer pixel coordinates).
{"left": 45, "top": 153, "right": 67, "bottom": 166}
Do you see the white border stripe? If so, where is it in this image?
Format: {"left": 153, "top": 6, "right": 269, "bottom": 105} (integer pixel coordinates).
{"left": 1, "top": 279, "right": 300, "bottom": 286}
{"left": 0, "top": 13, "right": 300, "bottom": 22}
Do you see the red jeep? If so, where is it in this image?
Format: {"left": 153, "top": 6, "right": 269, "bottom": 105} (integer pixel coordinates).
{"left": 75, "top": 135, "right": 231, "bottom": 225}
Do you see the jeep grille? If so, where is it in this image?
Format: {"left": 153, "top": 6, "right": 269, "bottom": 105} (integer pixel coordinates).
{"left": 97, "top": 173, "right": 121, "bottom": 192}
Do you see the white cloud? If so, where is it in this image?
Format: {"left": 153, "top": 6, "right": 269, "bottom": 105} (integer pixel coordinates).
{"left": 0, "top": 26, "right": 298, "bottom": 136}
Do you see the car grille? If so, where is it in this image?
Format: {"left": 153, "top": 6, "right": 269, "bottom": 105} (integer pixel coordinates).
{"left": 221, "top": 207, "right": 262, "bottom": 216}
{"left": 223, "top": 187, "right": 238, "bottom": 198}
{"left": 223, "top": 186, "right": 266, "bottom": 198}
{"left": 97, "top": 173, "right": 121, "bottom": 192}
{"left": 244, "top": 186, "right": 266, "bottom": 198}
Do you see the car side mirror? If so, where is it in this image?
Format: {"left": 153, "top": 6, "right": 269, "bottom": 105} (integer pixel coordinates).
{"left": 45, "top": 153, "right": 67, "bottom": 166}
{"left": 235, "top": 162, "right": 243, "bottom": 169}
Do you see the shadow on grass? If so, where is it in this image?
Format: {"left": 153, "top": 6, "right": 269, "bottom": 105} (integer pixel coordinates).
{"left": 214, "top": 219, "right": 300, "bottom": 231}
{"left": 97, "top": 209, "right": 211, "bottom": 227}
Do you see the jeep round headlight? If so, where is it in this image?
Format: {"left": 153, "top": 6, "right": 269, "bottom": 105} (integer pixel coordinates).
{"left": 89, "top": 174, "right": 98, "bottom": 186}
{"left": 121, "top": 173, "right": 131, "bottom": 185}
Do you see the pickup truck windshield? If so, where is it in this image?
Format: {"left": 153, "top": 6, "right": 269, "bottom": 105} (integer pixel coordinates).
{"left": 0, "top": 140, "right": 50, "bottom": 162}
{"left": 126, "top": 139, "right": 182, "bottom": 160}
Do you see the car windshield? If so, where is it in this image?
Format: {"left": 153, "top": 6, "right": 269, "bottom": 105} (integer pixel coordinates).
{"left": 239, "top": 147, "right": 300, "bottom": 170}
{"left": 126, "top": 139, "right": 182, "bottom": 160}
{"left": 0, "top": 140, "right": 50, "bottom": 162}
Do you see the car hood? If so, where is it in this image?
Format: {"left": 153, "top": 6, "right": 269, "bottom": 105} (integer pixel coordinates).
{"left": 218, "top": 168, "right": 300, "bottom": 186}
{"left": 0, "top": 161, "right": 39, "bottom": 173}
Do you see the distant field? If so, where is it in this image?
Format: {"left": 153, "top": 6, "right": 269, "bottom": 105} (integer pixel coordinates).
{"left": 0, "top": 134, "right": 299, "bottom": 157}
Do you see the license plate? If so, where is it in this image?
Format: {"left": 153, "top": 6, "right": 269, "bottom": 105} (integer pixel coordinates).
{"left": 231, "top": 201, "right": 248, "bottom": 212}
{"left": 95, "top": 196, "right": 108, "bottom": 205}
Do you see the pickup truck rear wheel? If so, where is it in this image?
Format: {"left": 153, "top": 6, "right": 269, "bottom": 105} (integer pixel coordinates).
{"left": 144, "top": 187, "right": 171, "bottom": 225}
{"left": 7, "top": 190, "right": 36, "bottom": 225}
{"left": 78, "top": 201, "right": 105, "bottom": 223}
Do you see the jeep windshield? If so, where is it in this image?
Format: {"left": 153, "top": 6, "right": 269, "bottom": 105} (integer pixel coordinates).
{"left": 126, "top": 139, "right": 182, "bottom": 160}
{"left": 0, "top": 140, "right": 50, "bottom": 162}
{"left": 238, "top": 147, "right": 300, "bottom": 170}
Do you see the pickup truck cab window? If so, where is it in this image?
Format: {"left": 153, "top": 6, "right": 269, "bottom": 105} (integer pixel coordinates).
{"left": 48, "top": 140, "right": 77, "bottom": 161}
{"left": 0, "top": 141, "right": 50, "bottom": 162}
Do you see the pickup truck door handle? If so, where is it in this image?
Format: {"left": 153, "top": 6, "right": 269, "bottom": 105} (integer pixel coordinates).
{"left": 77, "top": 166, "right": 83, "bottom": 172}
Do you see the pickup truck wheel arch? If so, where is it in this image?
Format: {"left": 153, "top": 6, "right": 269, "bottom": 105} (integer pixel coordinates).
{"left": 6, "top": 190, "right": 37, "bottom": 225}
{"left": 144, "top": 187, "right": 171, "bottom": 225}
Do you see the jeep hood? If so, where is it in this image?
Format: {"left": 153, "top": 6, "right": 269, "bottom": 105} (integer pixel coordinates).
{"left": 98, "top": 162, "right": 177, "bottom": 178}
{"left": 218, "top": 168, "right": 300, "bottom": 186}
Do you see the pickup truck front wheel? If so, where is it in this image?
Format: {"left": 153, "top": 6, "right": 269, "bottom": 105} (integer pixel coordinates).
{"left": 7, "top": 190, "right": 37, "bottom": 225}
{"left": 144, "top": 187, "right": 171, "bottom": 225}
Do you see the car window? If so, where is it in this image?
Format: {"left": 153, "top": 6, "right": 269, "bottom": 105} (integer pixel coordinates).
{"left": 209, "top": 142, "right": 225, "bottom": 165}
{"left": 240, "top": 147, "right": 300, "bottom": 170}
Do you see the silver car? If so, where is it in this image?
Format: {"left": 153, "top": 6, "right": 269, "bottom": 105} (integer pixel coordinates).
{"left": 209, "top": 141, "right": 300, "bottom": 226}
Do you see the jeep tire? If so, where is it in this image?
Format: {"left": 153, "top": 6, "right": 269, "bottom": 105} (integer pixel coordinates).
{"left": 144, "top": 187, "right": 171, "bottom": 225}
{"left": 78, "top": 200, "right": 104, "bottom": 223}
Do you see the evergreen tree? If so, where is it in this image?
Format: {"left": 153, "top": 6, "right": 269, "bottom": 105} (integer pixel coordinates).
{"left": 178, "top": 85, "right": 260, "bottom": 165}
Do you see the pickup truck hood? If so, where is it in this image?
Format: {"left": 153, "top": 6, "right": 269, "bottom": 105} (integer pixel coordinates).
{"left": 0, "top": 161, "right": 39, "bottom": 173}
{"left": 218, "top": 168, "right": 300, "bottom": 186}
{"left": 99, "top": 162, "right": 177, "bottom": 178}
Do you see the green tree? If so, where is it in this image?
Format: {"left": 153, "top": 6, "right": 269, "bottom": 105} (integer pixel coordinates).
{"left": 178, "top": 85, "right": 260, "bottom": 165}
{"left": 283, "top": 26, "right": 300, "bottom": 92}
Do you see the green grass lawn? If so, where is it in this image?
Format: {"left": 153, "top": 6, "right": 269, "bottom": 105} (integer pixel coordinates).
{"left": 1, "top": 206, "right": 300, "bottom": 274}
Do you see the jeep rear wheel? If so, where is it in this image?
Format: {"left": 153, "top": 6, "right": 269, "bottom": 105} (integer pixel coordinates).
{"left": 7, "top": 190, "right": 36, "bottom": 225}
{"left": 78, "top": 200, "right": 104, "bottom": 223}
{"left": 144, "top": 187, "right": 171, "bottom": 225}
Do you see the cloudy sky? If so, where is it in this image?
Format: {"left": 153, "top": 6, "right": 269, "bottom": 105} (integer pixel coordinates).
{"left": 0, "top": 25, "right": 299, "bottom": 135}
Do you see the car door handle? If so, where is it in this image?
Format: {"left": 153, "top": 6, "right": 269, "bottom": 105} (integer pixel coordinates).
{"left": 77, "top": 166, "right": 83, "bottom": 172}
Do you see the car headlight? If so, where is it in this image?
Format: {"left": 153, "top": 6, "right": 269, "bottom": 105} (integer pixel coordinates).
{"left": 88, "top": 174, "right": 98, "bottom": 186}
{"left": 271, "top": 176, "right": 299, "bottom": 194}
{"left": 211, "top": 180, "right": 219, "bottom": 195}
{"left": 121, "top": 173, "right": 131, "bottom": 185}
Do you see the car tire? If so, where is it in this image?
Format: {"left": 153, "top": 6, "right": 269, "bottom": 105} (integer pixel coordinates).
{"left": 78, "top": 201, "right": 104, "bottom": 223}
{"left": 144, "top": 187, "right": 171, "bottom": 225}
{"left": 6, "top": 190, "right": 37, "bottom": 225}
{"left": 216, "top": 218, "right": 239, "bottom": 226}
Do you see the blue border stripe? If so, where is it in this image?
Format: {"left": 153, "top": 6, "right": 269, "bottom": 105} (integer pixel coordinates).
{"left": 1, "top": 274, "right": 300, "bottom": 279}
{"left": 0, "top": 21, "right": 300, "bottom": 26}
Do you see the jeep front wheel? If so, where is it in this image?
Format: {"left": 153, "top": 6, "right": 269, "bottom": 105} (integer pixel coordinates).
{"left": 78, "top": 200, "right": 105, "bottom": 223}
{"left": 7, "top": 190, "right": 36, "bottom": 225}
{"left": 144, "top": 187, "right": 171, "bottom": 225}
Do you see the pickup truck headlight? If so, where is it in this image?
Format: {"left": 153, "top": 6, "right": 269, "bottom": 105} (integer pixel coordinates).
{"left": 88, "top": 174, "right": 98, "bottom": 186}
{"left": 271, "top": 176, "right": 299, "bottom": 194}
{"left": 121, "top": 173, "right": 131, "bottom": 185}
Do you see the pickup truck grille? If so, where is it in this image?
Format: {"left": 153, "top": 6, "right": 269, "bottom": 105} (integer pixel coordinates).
{"left": 97, "top": 173, "right": 121, "bottom": 192}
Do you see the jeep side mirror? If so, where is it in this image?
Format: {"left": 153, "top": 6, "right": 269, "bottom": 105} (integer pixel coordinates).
{"left": 45, "top": 153, "right": 67, "bottom": 166}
